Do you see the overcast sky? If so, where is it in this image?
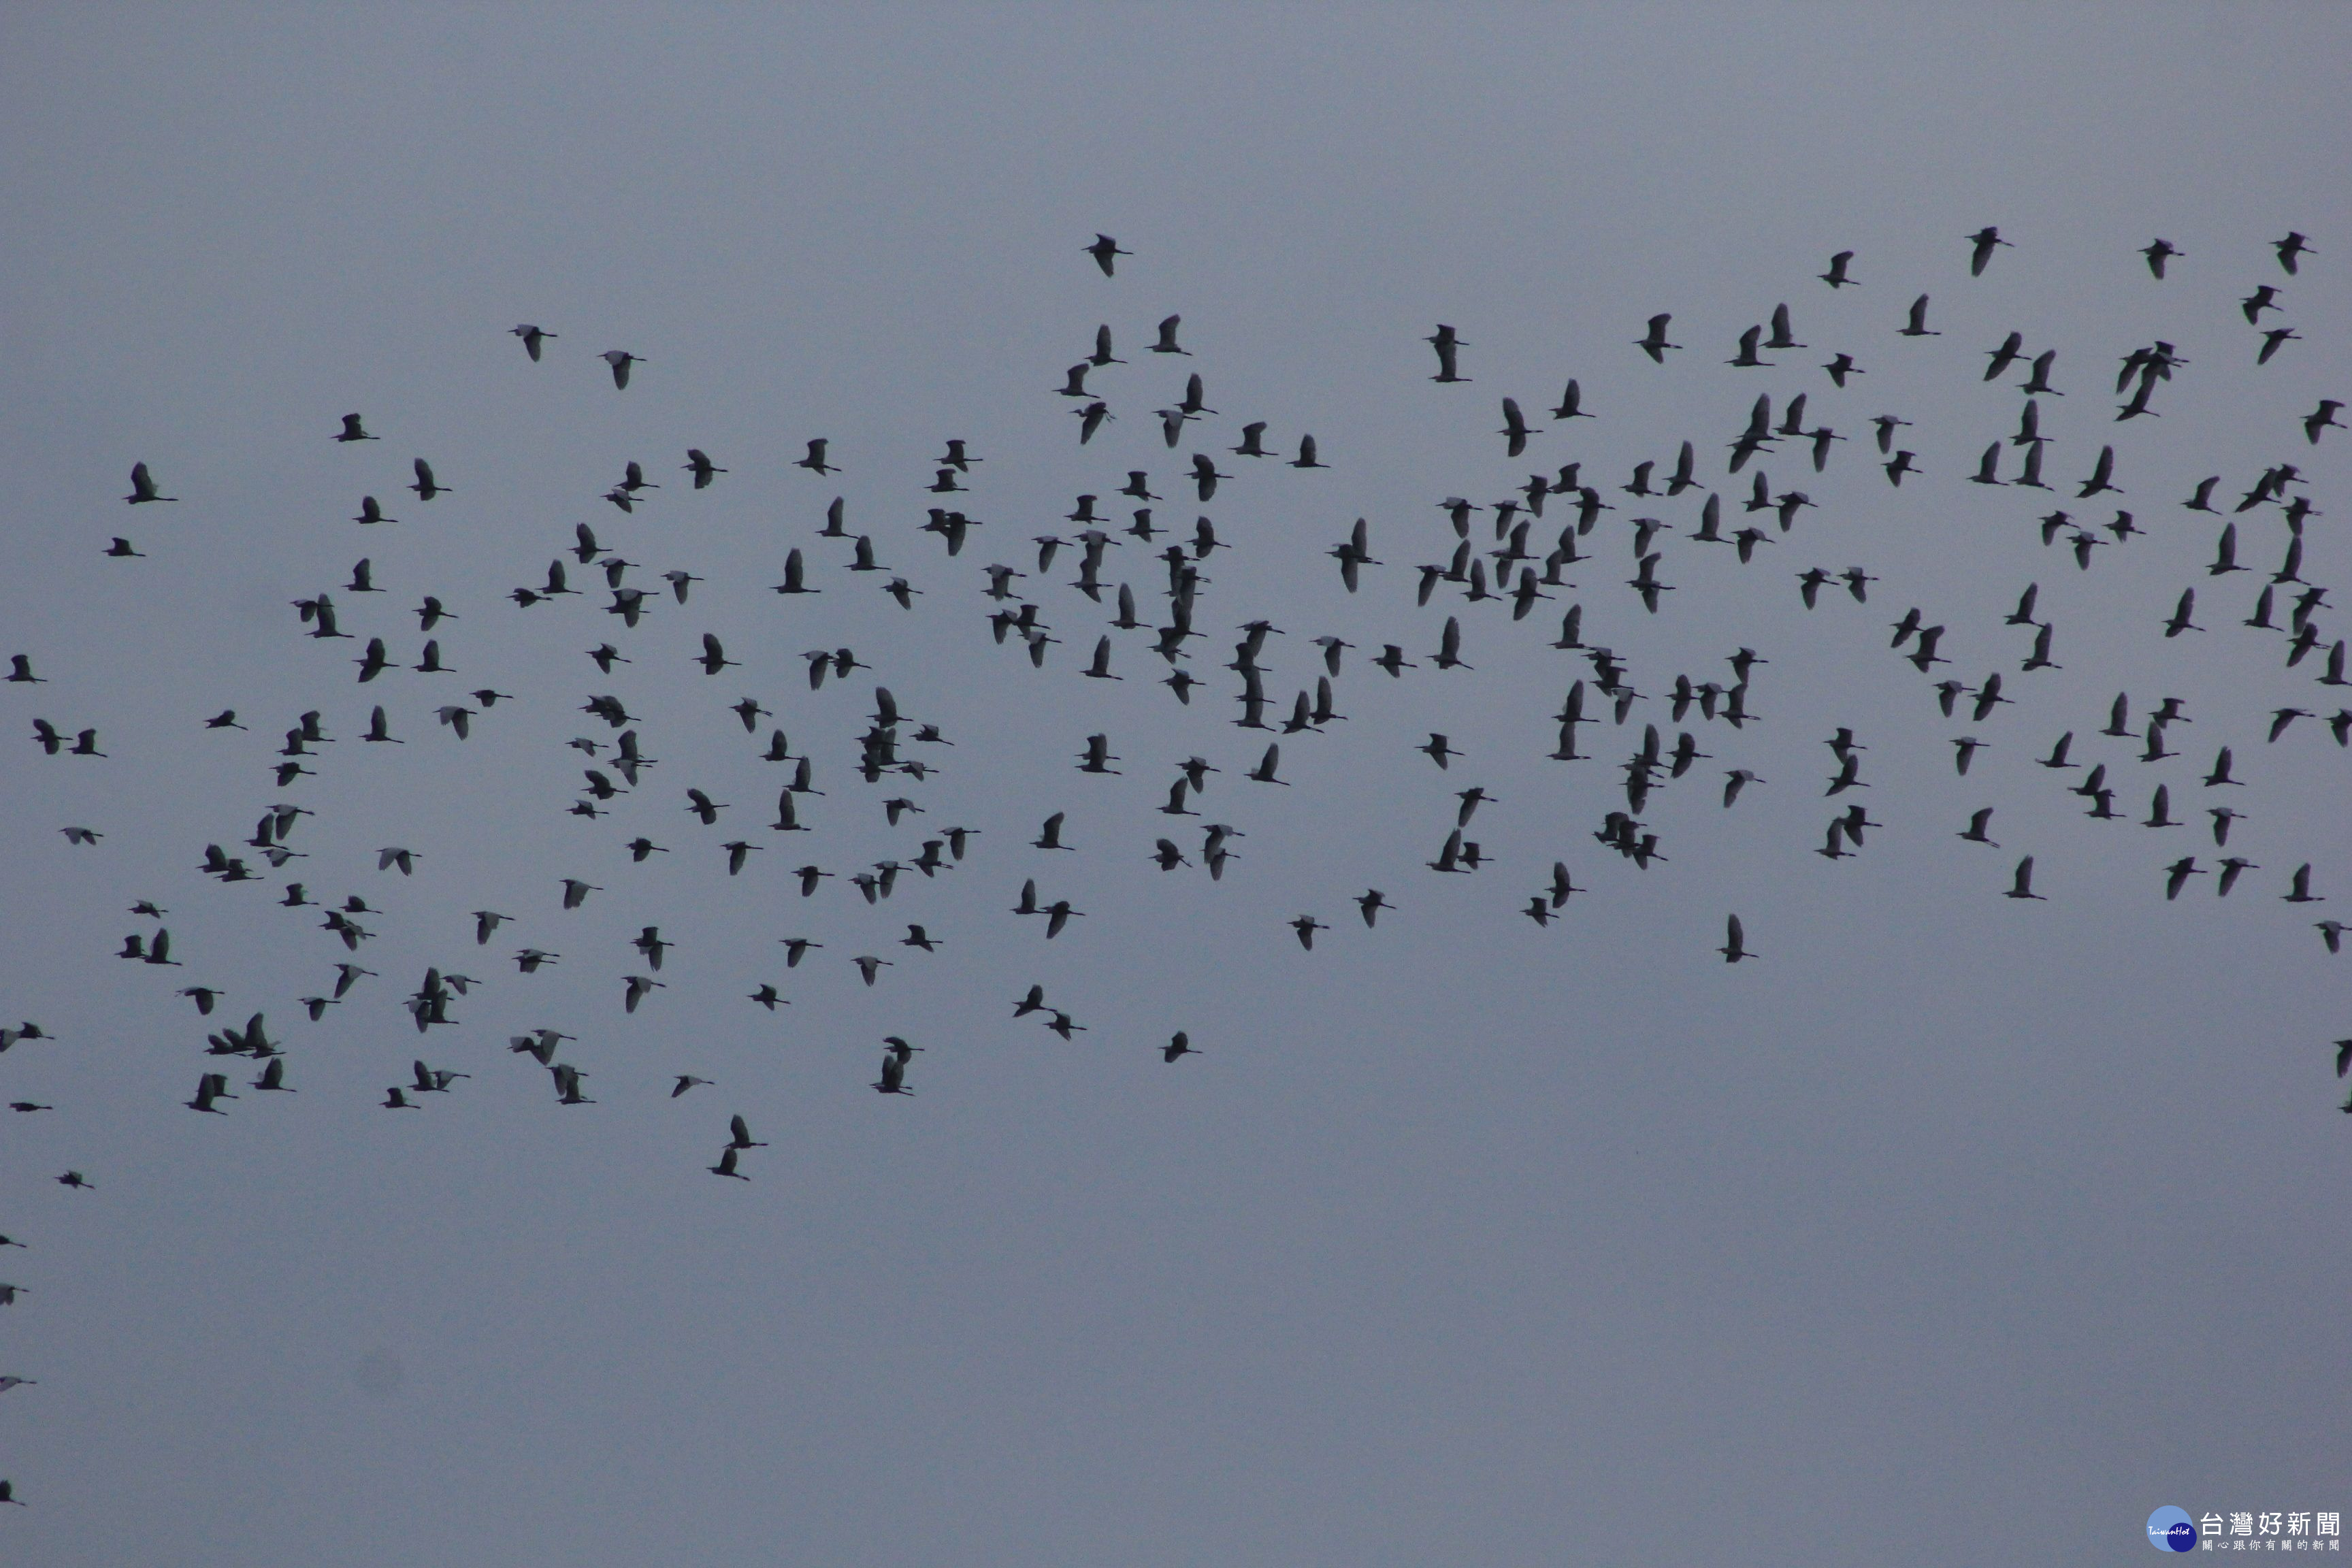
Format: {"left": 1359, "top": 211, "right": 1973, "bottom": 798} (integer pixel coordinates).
{"left": 3, "top": 7, "right": 2349, "bottom": 1564}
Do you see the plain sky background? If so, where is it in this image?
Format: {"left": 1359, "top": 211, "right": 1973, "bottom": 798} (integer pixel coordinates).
{"left": 3, "top": 7, "right": 2349, "bottom": 1564}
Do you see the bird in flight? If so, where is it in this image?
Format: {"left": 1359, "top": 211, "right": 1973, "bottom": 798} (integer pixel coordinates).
{"left": 1085, "top": 234, "right": 1131, "bottom": 276}
{"left": 1635, "top": 314, "right": 1680, "bottom": 363}
{"left": 601, "top": 350, "right": 644, "bottom": 389}
{"left": 1966, "top": 226, "right": 2012, "bottom": 276}
{"left": 1427, "top": 325, "right": 1468, "bottom": 382}
{"left": 124, "top": 463, "right": 176, "bottom": 504}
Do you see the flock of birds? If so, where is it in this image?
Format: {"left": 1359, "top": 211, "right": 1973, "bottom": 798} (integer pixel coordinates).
{"left": 1, "top": 223, "right": 2345, "bottom": 1506}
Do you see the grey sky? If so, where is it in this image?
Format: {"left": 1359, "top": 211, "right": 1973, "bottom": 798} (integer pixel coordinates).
{"left": 3, "top": 7, "right": 2349, "bottom": 1564}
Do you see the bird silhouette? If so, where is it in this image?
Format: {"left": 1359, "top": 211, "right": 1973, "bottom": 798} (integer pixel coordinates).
{"left": 1085, "top": 234, "right": 1130, "bottom": 276}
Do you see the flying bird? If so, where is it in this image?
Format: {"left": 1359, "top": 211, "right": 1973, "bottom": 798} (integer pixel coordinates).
{"left": 1719, "top": 914, "right": 1752, "bottom": 963}
{"left": 1085, "top": 233, "right": 1131, "bottom": 276}
{"left": 1428, "top": 324, "right": 1469, "bottom": 382}
{"left": 2006, "top": 857, "right": 2046, "bottom": 900}
{"left": 124, "top": 462, "right": 177, "bottom": 504}
{"left": 1966, "top": 226, "right": 2012, "bottom": 276}
{"left": 1635, "top": 314, "right": 1680, "bottom": 363}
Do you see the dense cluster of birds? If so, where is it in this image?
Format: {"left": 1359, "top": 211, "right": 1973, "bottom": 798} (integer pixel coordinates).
{"left": 1, "top": 224, "right": 2343, "bottom": 1506}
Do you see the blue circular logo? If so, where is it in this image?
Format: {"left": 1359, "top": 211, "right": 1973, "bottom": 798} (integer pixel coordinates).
{"left": 2148, "top": 1507, "right": 2195, "bottom": 1552}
